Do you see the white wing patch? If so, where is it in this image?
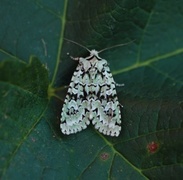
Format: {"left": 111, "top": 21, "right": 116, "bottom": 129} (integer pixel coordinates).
{"left": 60, "top": 50, "right": 122, "bottom": 136}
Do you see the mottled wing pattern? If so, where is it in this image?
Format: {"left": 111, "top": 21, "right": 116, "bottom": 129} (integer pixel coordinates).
{"left": 60, "top": 61, "right": 90, "bottom": 134}
{"left": 60, "top": 50, "right": 122, "bottom": 136}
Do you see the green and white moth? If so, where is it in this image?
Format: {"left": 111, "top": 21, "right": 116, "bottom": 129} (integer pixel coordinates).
{"left": 60, "top": 39, "right": 132, "bottom": 136}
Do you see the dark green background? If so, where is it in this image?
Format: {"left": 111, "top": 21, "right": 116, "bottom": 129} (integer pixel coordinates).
{"left": 0, "top": 0, "right": 183, "bottom": 179}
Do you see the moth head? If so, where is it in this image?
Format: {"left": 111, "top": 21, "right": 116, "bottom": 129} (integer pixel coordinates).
{"left": 90, "top": 49, "right": 100, "bottom": 59}
{"left": 90, "top": 49, "right": 98, "bottom": 56}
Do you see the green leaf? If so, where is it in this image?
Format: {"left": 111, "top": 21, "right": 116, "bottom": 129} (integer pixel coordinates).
{"left": 0, "top": 0, "right": 183, "bottom": 179}
{"left": 0, "top": 57, "right": 49, "bottom": 177}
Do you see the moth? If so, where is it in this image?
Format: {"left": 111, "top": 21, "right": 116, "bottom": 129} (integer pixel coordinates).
{"left": 60, "top": 39, "right": 132, "bottom": 136}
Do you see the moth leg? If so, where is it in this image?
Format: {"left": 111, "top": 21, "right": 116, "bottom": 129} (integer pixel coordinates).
{"left": 64, "top": 85, "right": 69, "bottom": 88}
{"left": 115, "top": 82, "right": 124, "bottom": 107}
{"left": 70, "top": 56, "right": 79, "bottom": 61}
{"left": 119, "top": 103, "right": 123, "bottom": 108}
{"left": 115, "top": 82, "right": 125, "bottom": 87}
{"left": 66, "top": 52, "right": 79, "bottom": 61}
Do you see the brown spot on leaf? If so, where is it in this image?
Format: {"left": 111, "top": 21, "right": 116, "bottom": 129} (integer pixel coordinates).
{"left": 100, "top": 152, "right": 110, "bottom": 160}
{"left": 147, "top": 141, "right": 159, "bottom": 153}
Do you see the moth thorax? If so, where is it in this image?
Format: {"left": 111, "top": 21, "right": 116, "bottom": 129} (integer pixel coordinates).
{"left": 90, "top": 50, "right": 99, "bottom": 56}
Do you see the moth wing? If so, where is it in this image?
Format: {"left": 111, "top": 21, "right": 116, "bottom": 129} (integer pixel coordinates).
{"left": 91, "top": 64, "right": 122, "bottom": 137}
{"left": 60, "top": 65, "right": 90, "bottom": 135}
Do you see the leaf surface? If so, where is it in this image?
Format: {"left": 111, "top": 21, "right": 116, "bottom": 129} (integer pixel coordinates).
{"left": 0, "top": 0, "right": 183, "bottom": 179}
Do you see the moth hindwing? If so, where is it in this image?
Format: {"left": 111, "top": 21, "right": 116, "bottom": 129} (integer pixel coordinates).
{"left": 60, "top": 47, "right": 122, "bottom": 137}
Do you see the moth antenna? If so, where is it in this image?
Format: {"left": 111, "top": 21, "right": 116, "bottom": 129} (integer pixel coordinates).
{"left": 64, "top": 38, "right": 90, "bottom": 53}
{"left": 98, "top": 39, "right": 135, "bottom": 53}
